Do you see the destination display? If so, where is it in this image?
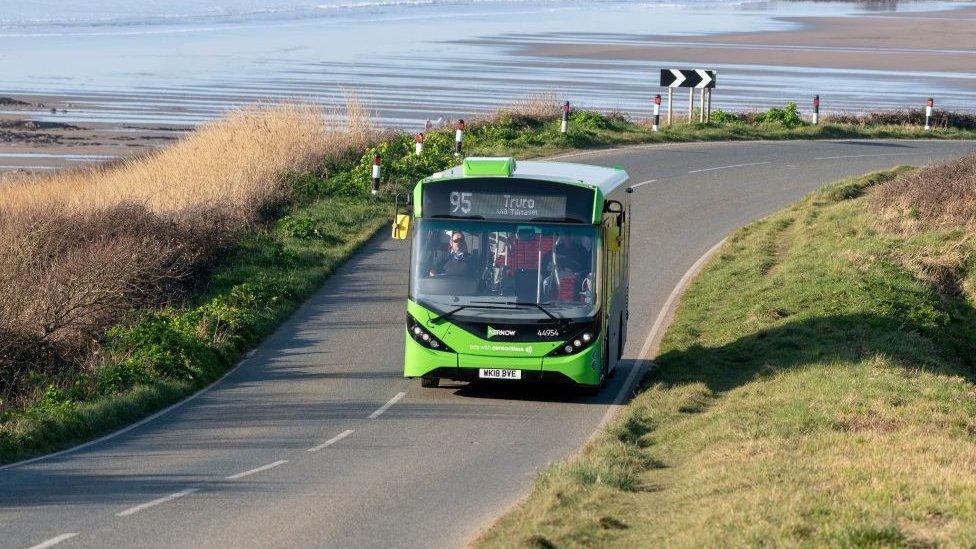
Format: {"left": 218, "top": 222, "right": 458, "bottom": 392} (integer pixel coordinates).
{"left": 422, "top": 178, "right": 594, "bottom": 222}
{"left": 449, "top": 191, "right": 567, "bottom": 220}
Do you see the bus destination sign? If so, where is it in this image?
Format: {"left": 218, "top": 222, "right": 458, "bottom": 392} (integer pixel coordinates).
{"left": 422, "top": 177, "right": 595, "bottom": 223}
{"left": 449, "top": 192, "right": 567, "bottom": 221}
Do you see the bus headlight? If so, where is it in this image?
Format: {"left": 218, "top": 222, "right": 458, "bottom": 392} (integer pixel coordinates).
{"left": 546, "top": 323, "right": 600, "bottom": 357}
{"left": 407, "top": 315, "right": 455, "bottom": 353}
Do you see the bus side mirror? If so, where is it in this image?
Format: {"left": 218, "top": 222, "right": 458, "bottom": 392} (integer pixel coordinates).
{"left": 606, "top": 225, "right": 621, "bottom": 252}
{"left": 392, "top": 214, "right": 411, "bottom": 240}
{"left": 392, "top": 191, "right": 411, "bottom": 240}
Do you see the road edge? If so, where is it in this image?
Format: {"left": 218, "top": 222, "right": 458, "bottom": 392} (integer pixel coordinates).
{"left": 597, "top": 236, "right": 729, "bottom": 432}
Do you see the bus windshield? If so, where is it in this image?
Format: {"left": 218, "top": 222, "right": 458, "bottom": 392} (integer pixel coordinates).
{"left": 411, "top": 219, "right": 599, "bottom": 321}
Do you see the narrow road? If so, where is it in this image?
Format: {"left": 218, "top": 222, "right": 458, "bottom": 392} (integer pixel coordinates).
{"left": 3, "top": 140, "right": 974, "bottom": 549}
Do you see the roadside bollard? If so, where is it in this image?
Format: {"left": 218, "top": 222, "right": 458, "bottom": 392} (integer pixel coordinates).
{"left": 925, "top": 98, "right": 933, "bottom": 131}
{"left": 561, "top": 101, "right": 570, "bottom": 134}
{"left": 653, "top": 94, "right": 661, "bottom": 132}
{"left": 454, "top": 119, "right": 465, "bottom": 156}
{"left": 415, "top": 133, "right": 424, "bottom": 156}
{"left": 371, "top": 154, "right": 381, "bottom": 195}
{"left": 813, "top": 95, "right": 820, "bottom": 125}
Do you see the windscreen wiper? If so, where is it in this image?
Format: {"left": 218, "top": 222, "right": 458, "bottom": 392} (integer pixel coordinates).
{"left": 430, "top": 303, "right": 509, "bottom": 323}
{"left": 464, "top": 301, "right": 569, "bottom": 326}
{"left": 505, "top": 301, "right": 565, "bottom": 323}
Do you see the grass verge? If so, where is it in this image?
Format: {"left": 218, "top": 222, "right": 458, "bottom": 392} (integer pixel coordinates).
{"left": 478, "top": 157, "right": 976, "bottom": 547}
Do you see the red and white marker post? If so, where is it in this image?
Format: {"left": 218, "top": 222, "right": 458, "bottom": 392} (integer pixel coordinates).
{"left": 561, "top": 101, "right": 570, "bottom": 134}
{"left": 813, "top": 95, "right": 820, "bottom": 125}
{"left": 454, "top": 119, "right": 465, "bottom": 156}
{"left": 925, "top": 98, "right": 934, "bottom": 131}
{"left": 415, "top": 132, "right": 424, "bottom": 156}
{"left": 653, "top": 94, "right": 661, "bottom": 132}
{"left": 371, "top": 153, "right": 381, "bottom": 195}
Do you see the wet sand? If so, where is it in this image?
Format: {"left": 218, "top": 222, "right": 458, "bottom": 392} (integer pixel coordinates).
{"left": 520, "top": 6, "right": 976, "bottom": 77}
{"left": 0, "top": 95, "right": 186, "bottom": 172}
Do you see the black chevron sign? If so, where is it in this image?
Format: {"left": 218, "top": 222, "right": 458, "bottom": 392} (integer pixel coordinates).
{"left": 660, "top": 69, "right": 717, "bottom": 89}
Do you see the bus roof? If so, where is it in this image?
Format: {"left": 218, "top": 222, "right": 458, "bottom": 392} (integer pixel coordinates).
{"left": 425, "top": 159, "right": 630, "bottom": 196}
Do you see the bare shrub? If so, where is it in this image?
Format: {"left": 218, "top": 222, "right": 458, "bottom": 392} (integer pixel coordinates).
{"left": 0, "top": 203, "right": 238, "bottom": 409}
{"left": 870, "top": 153, "right": 976, "bottom": 234}
{"left": 825, "top": 109, "right": 976, "bottom": 130}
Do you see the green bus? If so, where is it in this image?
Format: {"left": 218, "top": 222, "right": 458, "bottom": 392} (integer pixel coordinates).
{"left": 392, "top": 156, "right": 630, "bottom": 393}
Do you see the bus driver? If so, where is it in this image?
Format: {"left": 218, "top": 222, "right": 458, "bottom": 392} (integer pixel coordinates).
{"left": 427, "top": 230, "right": 473, "bottom": 277}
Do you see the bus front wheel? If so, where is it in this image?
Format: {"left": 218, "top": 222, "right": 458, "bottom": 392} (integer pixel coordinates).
{"left": 420, "top": 376, "right": 440, "bottom": 388}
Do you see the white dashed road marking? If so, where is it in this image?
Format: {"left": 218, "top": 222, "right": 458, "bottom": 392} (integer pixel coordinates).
{"left": 369, "top": 392, "right": 406, "bottom": 419}
{"left": 308, "top": 429, "right": 355, "bottom": 452}
{"left": 688, "top": 161, "right": 771, "bottom": 174}
{"left": 27, "top": 533, "right": 78, "bottom": 549}
{"left": 226, "top": 460, "right": 288, "bottom": 480}
{"left": 116, "top": 488, "right": 200, "bottom": 517}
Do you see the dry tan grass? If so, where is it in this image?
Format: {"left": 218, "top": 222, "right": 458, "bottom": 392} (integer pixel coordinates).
{"left": 869, "top": 154, "right": 976, "bottom": 301}
{"left": 0, "top": 99, "right": 379, "bottom": 219}
{"left": 496, "top": 92, "right": 561, "bottom": 120}
{"left": 870, "top": 152, "right": 976, "bottom": 235}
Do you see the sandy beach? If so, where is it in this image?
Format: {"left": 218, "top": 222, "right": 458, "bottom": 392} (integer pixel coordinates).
{"left": 0, "top": 95, "right": 186, "bottom": 172}
{"left": 520, "top": 6, "right": 976, "bottom": 75}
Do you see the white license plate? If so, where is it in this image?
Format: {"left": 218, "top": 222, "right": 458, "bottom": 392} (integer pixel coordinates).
{"left": 478, "top": 368, "right": 522, "bottom": 380}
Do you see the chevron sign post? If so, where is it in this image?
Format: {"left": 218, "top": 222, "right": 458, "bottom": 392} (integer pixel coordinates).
{"left": 660, "top": 69, "right": 717, "bottom": 125}
{"left": 661, "top": 69, "right": 716, "bottom": 89}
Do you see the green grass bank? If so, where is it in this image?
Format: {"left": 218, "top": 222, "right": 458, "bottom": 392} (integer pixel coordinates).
{"left": 3, "top": 102, "right": 976, "bottom": 466}
{"left": 479, "top": 157, "right": 976, "bottom": 547}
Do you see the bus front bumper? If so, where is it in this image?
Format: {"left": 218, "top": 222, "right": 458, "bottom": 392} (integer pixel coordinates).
{"left": 403, "top": 336, "right": 602, "bottom": 386}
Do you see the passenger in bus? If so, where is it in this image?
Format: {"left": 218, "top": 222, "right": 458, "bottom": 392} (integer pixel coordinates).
{"left": 553, "top": 234, "right": 589, "bottom": 273}
{"left": 542, "top": 233, "right": 592, "bottom": 302}
{"left": 427, "top": 230, "right": 474, "bottom": 277}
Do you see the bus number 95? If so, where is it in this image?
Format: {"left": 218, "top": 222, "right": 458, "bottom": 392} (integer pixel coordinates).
{"left": 450, "top": 192, "right": 472, "bottom": 214}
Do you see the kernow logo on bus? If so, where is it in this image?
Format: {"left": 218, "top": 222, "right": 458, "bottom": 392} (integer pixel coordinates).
{"left": 487, "top": 326, "right": 517, "bottom": 339}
